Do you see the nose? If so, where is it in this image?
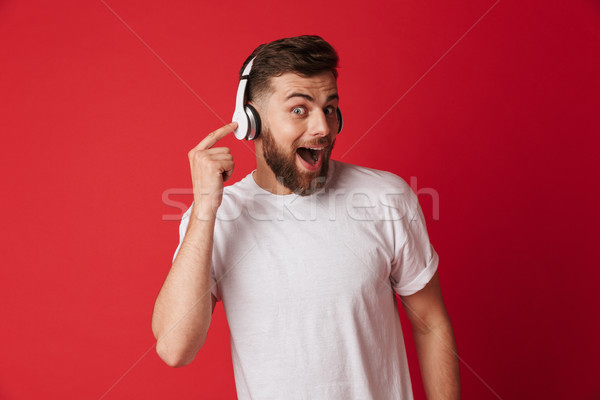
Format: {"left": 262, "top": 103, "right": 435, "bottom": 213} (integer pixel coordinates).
{"left": 308, "top": 109, "right": 331, "bottom": 137}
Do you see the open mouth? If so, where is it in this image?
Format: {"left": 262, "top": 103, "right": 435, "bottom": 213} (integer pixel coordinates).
{"left": 296, "top": 147, "right": 324, "bottom": 166}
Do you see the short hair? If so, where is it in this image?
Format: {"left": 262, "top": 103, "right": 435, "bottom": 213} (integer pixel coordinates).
{"left": 239, "top": 35, "right": 339, "bottom": 103}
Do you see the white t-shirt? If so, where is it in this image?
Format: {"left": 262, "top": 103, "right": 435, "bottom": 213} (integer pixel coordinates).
{"left": 174, "top": 160, "right": 439, "bottom": 399}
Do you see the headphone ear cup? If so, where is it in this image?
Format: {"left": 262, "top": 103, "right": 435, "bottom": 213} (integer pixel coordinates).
{"left": 336, "top": 107, "right": 343, "bottom": 134}
{"left": 244, "top": 104, "right": 261, "bottom": 140}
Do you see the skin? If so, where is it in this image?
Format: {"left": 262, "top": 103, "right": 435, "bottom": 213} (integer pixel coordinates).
{"left": 401, "top": 272, "right": 461, "bottom": 399}
{"left": 152, "top": 71, "right": 460, "bottom": 399}
{"left": 152, "top": 122, "right": 234, "bottom": 367}
{"left": 252, "top": 71, "right": 340, "bottom": 195}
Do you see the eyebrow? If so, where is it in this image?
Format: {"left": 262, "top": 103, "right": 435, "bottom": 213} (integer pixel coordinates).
{"left": 285, "top": 92, "right": 339, "bottom": 103}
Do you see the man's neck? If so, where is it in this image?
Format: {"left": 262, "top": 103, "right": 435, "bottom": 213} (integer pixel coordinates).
{"left": 252, "top": 159, "right": 294, "bottom": 196}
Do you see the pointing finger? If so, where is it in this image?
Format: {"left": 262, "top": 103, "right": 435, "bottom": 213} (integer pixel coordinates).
{"left": 195, "top": 122, "right": 238, "bottom": 150}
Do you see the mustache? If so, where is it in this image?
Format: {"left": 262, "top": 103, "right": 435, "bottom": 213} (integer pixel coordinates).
{"left": 294, "top": 137, "right": 333, "bottom": 148}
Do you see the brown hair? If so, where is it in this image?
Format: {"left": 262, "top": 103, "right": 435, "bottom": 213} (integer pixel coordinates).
{"left": 239, "top": 35, "right": 339, "bottom": 103}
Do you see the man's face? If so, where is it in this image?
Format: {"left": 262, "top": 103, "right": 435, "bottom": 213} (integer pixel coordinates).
{"left": 256, "top": 71, "right": 340, "bottom": 196}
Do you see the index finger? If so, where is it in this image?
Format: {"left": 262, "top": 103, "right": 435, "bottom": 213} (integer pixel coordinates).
{"left": 195, "top": 122, "right": 238, "bottom": 150}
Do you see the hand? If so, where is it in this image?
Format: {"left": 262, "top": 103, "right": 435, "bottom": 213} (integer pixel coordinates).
{"left": 188, "top": 122, "right": 237, "bottom": 220}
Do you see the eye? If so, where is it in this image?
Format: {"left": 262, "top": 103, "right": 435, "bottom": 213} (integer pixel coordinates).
{"left": 324, "top": 106, "right": 336, "bottom": 115}
{"left": 292, "top": 106, "right": 306, "bottom": 115}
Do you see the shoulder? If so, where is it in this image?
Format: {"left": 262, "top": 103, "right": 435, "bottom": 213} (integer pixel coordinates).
{"left": 216, "top": 172, "right": 258, "bottom": 220}
{"left": 331, "top": 160, "right": 414, "bottom": 197}
{"left": 223, "top": 172, "right": 254, "bottom": 197}
{"left": 329, "top": 160, "right": 419, "bottom": 218}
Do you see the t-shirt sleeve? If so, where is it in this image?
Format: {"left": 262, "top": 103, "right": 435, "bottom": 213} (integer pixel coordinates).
{"left": 389, "top": 194, "right": 439, "bottom": 296}
{"left": 172, "top": 206, "right": 221, "bottom": 302}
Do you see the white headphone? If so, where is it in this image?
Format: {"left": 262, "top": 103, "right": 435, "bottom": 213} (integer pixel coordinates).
{"left": 232, "top": 58, "right": 261, "bottom": 140}
{"left": 232, "top": 57, "right": 343, "bottom": 141}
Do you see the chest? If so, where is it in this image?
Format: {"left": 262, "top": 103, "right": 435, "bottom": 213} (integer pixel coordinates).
{"left": 213, "top": 207, "right": 396, "bottom": 310}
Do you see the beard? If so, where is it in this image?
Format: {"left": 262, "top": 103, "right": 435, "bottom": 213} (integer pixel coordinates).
{"left": 261, "top": 127, "right": 335, "bottom": 196}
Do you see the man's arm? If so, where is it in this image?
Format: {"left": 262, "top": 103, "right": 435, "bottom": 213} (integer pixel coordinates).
{"left": 400, "top": 271, "right": 460, "bottom": 399}
{"left": 152, "top": 218, "right": 218, "bottom": 367}
{"left": 151, "top": 123, "right": 236, "bottom": 368}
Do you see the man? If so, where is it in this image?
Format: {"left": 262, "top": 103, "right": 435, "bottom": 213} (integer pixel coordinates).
{"left": 152, "top": 35, "right": 460, "bottom": 399}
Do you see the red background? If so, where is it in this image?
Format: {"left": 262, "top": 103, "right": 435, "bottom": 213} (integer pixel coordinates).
{"left": 1, "top": 0, "right": 599, "bottom": 399}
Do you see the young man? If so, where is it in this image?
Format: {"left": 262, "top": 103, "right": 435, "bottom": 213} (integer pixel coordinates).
{"left": 152, "top": 35, "right": 460, "bottom": 399}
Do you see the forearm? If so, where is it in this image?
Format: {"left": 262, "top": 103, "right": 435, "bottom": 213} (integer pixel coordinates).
{"left": 412, "top": 320, "right": 460, "bottom": 399}
{"left": 152, "top": 216, "right": 216, "bottom": 367}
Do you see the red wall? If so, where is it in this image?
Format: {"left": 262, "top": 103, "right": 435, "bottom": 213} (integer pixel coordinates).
{"left": 1, "top": 0, "right": 599, "bottom": 398}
